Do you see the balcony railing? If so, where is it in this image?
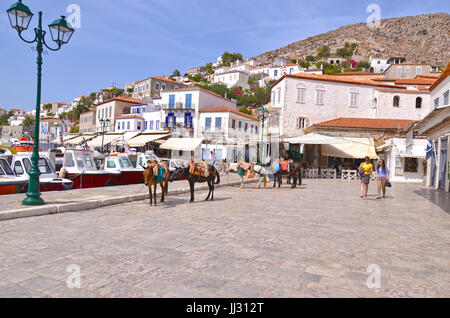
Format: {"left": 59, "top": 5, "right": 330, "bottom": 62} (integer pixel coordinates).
{"left": 161, "top": 103, "right": 196, "bottom": 110}
{"left": 201, "top": 127, "right": 226, "bottom": 134}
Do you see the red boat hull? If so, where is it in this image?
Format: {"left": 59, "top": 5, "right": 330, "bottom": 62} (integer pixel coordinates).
{"left": 108, "top": 170, "right": 144, "bottom": 186}
{"left": 66, "top": 173, "right": 114, "bottom": 189}
{"left": 19, "top": 183, "right": 71, "bottom": 194}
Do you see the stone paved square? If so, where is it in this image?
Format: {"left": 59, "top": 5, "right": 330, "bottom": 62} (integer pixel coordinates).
{"left": 0, "top": 180, "right": 448, "bottom": 298}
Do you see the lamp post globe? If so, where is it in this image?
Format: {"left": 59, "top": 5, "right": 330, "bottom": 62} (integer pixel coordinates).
{"left": 48, "top": 16, "right": 75, "bottom": 46}
{"left": 7, "top": 0, "right": 33, "bottom": 33}
{"left": 7, "top": 1, "right": 75, "bottom": 206}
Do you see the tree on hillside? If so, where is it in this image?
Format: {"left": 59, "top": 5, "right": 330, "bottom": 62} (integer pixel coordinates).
{"left": 357, "top": 61, "right": 371, "bottom": 71}
{"left": 299, "top": 60, "right": 311, "bottom": 69}
{"left": 22, "top": 115, "right": 35, "bottom": 127}
{"left": 205, "top": 63, "right": 214, "bottom": 74}
{"left": 239, "top": 106, "right": 253, "bottom": 115}
{"left": 317, "top": 46, "right": 330, "bottom": 59}
{"left": 336, "top": 48, "right": 353, "bottom": 58}
{"left": 70, "top": 125, "right": 79, "bottom": 134}
{"left": 42, "top": 103, "right": 52, "bottom": 111}
{"left": 221, "top": 51, "right": 243, "bottom": 67}
{"left": 172, "top": 69, "right": 181, "bottom": 77}
{"left": 306, "top": 55, "right": 316, "bottom": 62}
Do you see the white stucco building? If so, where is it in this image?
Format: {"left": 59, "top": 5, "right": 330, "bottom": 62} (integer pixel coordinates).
{"left": 115, "top": 115, "right": 145, "bottom": 132}
{"left": 271, "top": 73, "right": 434, "bottom": 138}
{"left": 369, "top": 57, "right": 389, "bottom": 74}
{"left": 213, "top": 71, "right": 250, "bottom": 89}
{"left": 415, "top": 64, "right": 449, "bottom": 192}
{"left": 159, "top": 87, "right": 237, "bottom": 138}
{"left": 199, "top": 106, "right": 260, "bottom": 162}
{"left": 378, "top": 137, "right": 428, "bottom": 183}
{"left": 95, "top": 97, "right": 146, "bottom": 132}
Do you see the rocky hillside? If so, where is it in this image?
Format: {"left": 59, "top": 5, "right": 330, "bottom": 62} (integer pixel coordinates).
{"left": 256, "top": 13, "right": 449, "bottom": 66}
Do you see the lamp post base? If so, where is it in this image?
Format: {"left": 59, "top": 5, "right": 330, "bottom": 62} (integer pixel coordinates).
{"left": 22, "top": 195, "right": 45, "bottom": 206}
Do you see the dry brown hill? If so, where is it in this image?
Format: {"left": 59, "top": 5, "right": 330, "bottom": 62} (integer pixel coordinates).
{"left": 256, "top": 13, "right": 449, "bottom": 66}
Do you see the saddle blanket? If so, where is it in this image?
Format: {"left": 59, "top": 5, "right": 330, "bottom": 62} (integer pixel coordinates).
{"left": 189, "top": 162, "right": 210, "bottom": 177}
{"left": 280, "top": 162, "right": 288, "bottom": 172}
{"left": 238, "top": 162, "right": 252, "bottom": 171}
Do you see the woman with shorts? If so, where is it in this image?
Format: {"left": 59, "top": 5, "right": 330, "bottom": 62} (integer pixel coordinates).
{"left": 359, "top": 156, "right": 373, "bottom": 198}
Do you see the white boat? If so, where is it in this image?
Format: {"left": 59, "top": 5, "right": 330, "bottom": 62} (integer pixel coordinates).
{"left": 7, "top": 153, "right": 73, "bottom": 192}
{"left": 102, "top": 153, "right": 144, "bottom": 186}
{"left": 59, "top": 149, "right": 119, "bottom": 189}
{"left": 0, "top": 157, "right": 28, "bottom": 195}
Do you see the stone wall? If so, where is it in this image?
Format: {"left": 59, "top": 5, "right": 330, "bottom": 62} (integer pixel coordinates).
{"left": 0, "top": 125, "right": 34, "bottom": 140}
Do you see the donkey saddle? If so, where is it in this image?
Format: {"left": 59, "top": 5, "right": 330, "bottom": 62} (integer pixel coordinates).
{"left": 189, "top": 162, "right": 210, "bottom": 177}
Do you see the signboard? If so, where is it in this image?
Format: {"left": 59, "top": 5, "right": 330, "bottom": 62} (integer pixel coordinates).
{"left": 395, "top": 156, "right": 404, "bottom": 176}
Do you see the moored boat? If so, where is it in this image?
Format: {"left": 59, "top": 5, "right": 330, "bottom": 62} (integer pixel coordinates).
{"left": 0, "top": 158, "right": 28, "bottom": 195}
{"left": 7, "top": 153, "right": 73, "bottom": 192}
{"left": 59, "top": 149, "right": 119, "bottom": 189}
{"left": 103, "top": 154, "right": 144, "bottom": 186}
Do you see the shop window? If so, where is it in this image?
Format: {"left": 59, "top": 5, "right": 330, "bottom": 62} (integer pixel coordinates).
{"left": 404, "top": 158, "right": 418, "bottom": 173}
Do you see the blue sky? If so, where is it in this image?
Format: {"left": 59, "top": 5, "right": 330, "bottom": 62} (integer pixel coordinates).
{"left": 0, "top": 0, "right": 448, "bottom": 110}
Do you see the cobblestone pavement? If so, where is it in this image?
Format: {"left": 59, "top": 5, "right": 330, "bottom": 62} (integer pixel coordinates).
{"left": 0, "top": 180, "right": 448, "bottom": 298}
{"left": 0, "top": 173, "right": 241, "bottom": 212}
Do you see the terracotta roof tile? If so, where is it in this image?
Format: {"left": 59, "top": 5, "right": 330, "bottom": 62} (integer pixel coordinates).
{"left": 334, "top": 72, "right": 376, "bottom": 76}
{"left": 376, "top": 89, "right": 430, "bottom": 94}
{"left": 97, "top": 96, "right": 147, "bottom": 107}
{"left": 152, "top": 76, "right": 180, "bottom": 84}
{"left": 394, "top": 78, "right": 437, "bottom": 85}
{"left": 314, "top": 118, "right": 413, "bottom": 130}
{"left": 200, "top": 106, "right": 259, "bottom": 121}
{"left": 272, "top": 73, "right": 406, "bottom": 89}
{"left": 116, "top": 115, "right": 144, "bottom": 120}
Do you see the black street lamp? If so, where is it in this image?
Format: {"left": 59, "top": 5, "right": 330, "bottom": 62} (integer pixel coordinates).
{"left": 99, "top": 119, "right": 111, "bottom": 154}
{"left": 7, "top": 0, "right": 75, "bottom": 206}
{"left": 258, "top": 105, "right": 269, "bottom": 165}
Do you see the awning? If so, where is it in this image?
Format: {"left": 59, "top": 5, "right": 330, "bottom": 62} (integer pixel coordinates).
{"left": 51, "top": 134, "right": 79, "bottom": 144}
{"left": 391, "top": 138, "right": 427, "bottom": 158}
{"left": 160, "top": 138, "right": 203, "bottom": 151}
{"left": 64, "top": 134, "right": 96, "bottom": 145}
{"left": 321, "top": 137, "right": 378, "bottom": 159}
{"left": 284, "top": 133, "right": 354, "bottom": 145}
{"left": 87, "top": 134, "right": 123, "bottom": 148}
{"left": 127, "top": 134, "right": 170, "bottom": 147}
{"left": 112, "top": 132, "right": 141, "bottom": 146}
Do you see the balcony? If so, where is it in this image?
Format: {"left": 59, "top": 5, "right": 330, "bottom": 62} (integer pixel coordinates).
{"left": 200, "top": 126, "right": 226, "bottom": 134}
{"left": 161, "top": 103, "right": 196, "bottom": 110}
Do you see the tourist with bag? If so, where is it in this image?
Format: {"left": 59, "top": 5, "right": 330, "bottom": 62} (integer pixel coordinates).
{"left": 376, "top": 159, "right": 390, "bottom": 199}
{"left": 358, "top": 156, "right": 373, "bottom": 198}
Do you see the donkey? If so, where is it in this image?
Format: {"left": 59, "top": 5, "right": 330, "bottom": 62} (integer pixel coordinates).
{"left": 170, "top": 162, "right": 220, "bottom": 203}
{"left": 273, "top": 161, "right": 302, "bottom": 189}
{"left": 143, "top": 161, "right": 170, "bottom": 206}
{"left": 236, "top": 163, "right": 271, "bottom": 189}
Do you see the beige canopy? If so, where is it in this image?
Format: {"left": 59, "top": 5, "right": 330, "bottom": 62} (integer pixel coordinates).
{"left": 64, "top": 134, "right": 96, "bottom": 146}
{"left": 321, "top": 137, "right": 378, "bottom": 159}
{"left": 87, "top": 134, "right": 123, "bottom": 148}
{"left": 127, "top": 133, "right": 169, "bottom": 148}
{"left": 160, "top": 138, "right": 203, "bottom": 152}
